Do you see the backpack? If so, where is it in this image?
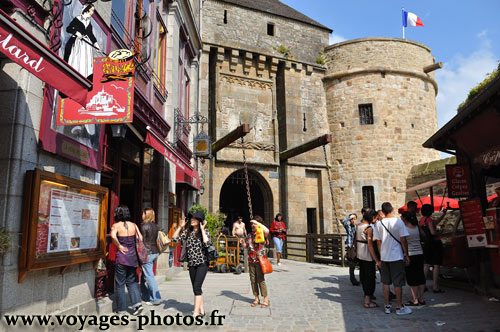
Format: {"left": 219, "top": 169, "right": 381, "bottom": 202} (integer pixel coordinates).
{"left": 156, "top": 229, "right": 171, "bottom": 253}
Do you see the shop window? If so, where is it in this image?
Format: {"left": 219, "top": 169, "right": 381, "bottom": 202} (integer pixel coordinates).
{"left": 362, "top": 186, "right": 375, "bottom": 210}
{"left": 359, "top": 104, "right": 373, "bottom": 125}
{"left": 267, "top": 23, "right": 275, "bottom": 36}
{"left": 155, "top": 14, "right": 167, "bottom": 96}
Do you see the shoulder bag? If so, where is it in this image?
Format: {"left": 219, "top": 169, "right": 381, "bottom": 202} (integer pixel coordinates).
{"left": 131, "top": 223, "right": 148, "bottom": 265}
{"left": 205, "top": 244, "right": 218, "bottom": 262}
{"left": 258, "top": 255, "right": 273, "bottom": 274}
{"left": 156, "top": 227, "right": 171, "bottom": 253}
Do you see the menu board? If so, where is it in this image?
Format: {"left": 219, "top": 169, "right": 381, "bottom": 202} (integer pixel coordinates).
{"left": 460, "top": 198, "right": 487, "bottom": 247}
{"left": 19, "top": 169, "right": 108, "bottom": 283}
{"left": 46, "top": 189, "right": 99, "bottom": 253}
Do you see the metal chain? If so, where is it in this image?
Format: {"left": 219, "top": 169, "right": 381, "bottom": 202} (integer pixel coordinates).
{"left": 323, "top": 145, "right": 340, "bottom": 233}
{"left": 241, "top": 135, "right": 254, "bottom": 220}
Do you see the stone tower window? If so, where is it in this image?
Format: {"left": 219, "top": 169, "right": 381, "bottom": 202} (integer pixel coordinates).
{"left": 267, "top": 23, "right": 275, "bottom": 36}
{"left": 358, "top": 104, "right": 374, "bottom": 125}
{"left": 224, "top": 10, "right": 227, "bottom": 24}
{"left": 362, "top": 186, "right": 375, "bottom": 209}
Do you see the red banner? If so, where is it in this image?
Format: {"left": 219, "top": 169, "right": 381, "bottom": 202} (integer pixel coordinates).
{"left": 0, "top": 9, "right": 90, "bottom": 106}
{"left": 446, "top": 164, "right": 472, "bottom": 198}
{"left": 57, "top": 56, "right": 134, "bottom": 125}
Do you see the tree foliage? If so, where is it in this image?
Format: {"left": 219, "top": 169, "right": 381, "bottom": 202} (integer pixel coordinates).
{"left": 458, "top": 61, "right": 500, "bottom": 110}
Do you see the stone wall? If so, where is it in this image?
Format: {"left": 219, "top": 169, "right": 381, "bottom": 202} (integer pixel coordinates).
{"left": 202, "top": 0, "right": 330, "bottom": 64}
{"left": 323, "top": 38, "right": 442, "bottom": 219}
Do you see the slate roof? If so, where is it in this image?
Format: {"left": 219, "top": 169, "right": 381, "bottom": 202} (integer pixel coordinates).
{"left": 216, "top": 0, "right": 332, "bottom": 32}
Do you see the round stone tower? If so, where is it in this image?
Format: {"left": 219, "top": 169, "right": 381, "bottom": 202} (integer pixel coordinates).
{"left": 323, "top": 37, "right": 441, "bottom": 217}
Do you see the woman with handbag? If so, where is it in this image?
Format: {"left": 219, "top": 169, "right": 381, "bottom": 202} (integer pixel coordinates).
{"left": 420, "top": 204, "right": 446, "bottom": 293}
{"left": 110, "top": 205, "right": 144, "bottom": 315}
{"left": 244, "top": 216, "right": 270, "bottom": 308}
{"left": 171, "top": 210, "right": 211, "bottom": 317}
{"left": 140, "top": 208, "right": 162, "bottom": 306}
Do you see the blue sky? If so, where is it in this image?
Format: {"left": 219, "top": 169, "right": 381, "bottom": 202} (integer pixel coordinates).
{"left": 281, "top": 0, "right": 500, "bottom": 129}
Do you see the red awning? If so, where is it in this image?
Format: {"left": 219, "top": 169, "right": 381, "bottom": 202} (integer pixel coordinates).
{"left": 0, "top": 9, "right": 91, "bottom": 105}
{"left": 145, "top": 133, "right": 200, "bottom": 190}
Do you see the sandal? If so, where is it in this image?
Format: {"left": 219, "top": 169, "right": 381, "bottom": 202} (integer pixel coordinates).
{"left": 261, "top": 301, "right": 269, "bottom": 308}
{"left": 251, "top": 300, "right": 260, "bottom": 307}
{"left": 364, "top": 302, "right": 377, "bottom": 308}
{"left": 418, "top": 300, "right": 426, "bottom": 305}
{"left": 405, "top": 300, "right": 419, "bottom": 306}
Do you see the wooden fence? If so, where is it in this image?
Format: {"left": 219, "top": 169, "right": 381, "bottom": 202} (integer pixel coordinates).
{"left": 283, "top": 234, "right": 347, "bottom": 266}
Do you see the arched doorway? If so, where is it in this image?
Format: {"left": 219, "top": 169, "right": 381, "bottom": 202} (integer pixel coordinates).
{"left": 219, "top": 169, "right": 273, "bottom": 231}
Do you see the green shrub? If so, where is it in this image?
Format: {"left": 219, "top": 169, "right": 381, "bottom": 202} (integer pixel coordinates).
{"left": 316, "top": 57, "right": 325, "bottom": 65}
{"left": 188, "top": 205, "right": 226, "bottom": 237}
{"left": 458, "top": 60, "right": 500, "bottom": 110}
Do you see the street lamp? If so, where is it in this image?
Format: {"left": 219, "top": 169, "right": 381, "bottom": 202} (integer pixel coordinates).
{"left": 111, "top": 124, "right": 128, "bottom": 139}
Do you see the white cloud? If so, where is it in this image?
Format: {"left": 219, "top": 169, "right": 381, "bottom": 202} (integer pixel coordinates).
{"left": 329, "top": 33, "right": 346, "bottom": 45}
{"left": 435, "top": 32, "right": 498, "bottom": 128}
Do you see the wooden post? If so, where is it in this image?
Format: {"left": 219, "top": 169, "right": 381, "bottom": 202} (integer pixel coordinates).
{"left": 280, "top": 134, "right": 332, "bottom": 161}
{"left": 211, "top": 124, "right": 250, "bottom": 154}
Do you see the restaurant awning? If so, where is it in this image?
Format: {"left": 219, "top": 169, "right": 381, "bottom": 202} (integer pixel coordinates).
{"left": 399, "top": 178, "right": 447, "bottom": 193}
{"left": 0, "top": 10, "right": 91, "bottom": 106}
{"left": 145, "top": 133, "right": 200, "bottom": 190}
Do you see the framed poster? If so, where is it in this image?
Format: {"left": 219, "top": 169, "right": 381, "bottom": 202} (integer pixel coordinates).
{"left": 39, "top": 1, "right": 112, "bottom": 170}
{"left": 19, "top": 169, "right": 108, "bottom": 283}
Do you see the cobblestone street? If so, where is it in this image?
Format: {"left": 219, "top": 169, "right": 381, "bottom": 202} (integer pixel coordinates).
{"left": 87, "top": 259, "right": 500, "bottom": 332}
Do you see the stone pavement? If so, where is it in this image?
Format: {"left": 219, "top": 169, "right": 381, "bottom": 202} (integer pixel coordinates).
{"left": 88, "top": 259, "right": 500, "bottom": 332}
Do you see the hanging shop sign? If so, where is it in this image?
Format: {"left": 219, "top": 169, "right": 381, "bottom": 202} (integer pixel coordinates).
{"left": 57, "top": 50, "right": 135, "bottom": 125}
{"left": 474, "top": 146, "right": 500, "bottom": 169}
{"left": 0, "top": 9, "right": 91, "bottom": 106}
{"left": 19, "top": 169, "right": 108, "bottom": 283}
{"left": 446, "top": 164, "right": 472, "bottom": 198}
{"left": 459, "top": 198, "right": 487, "bottom": 248}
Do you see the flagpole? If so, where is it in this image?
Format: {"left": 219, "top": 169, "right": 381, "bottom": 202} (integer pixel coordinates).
{"left": 402, "top": 8, "right": 405, "bottom": 39}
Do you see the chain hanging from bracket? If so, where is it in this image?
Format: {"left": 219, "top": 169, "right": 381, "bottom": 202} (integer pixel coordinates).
{"left": 241, "top": 135, "right": 253, "bottom": 220}
{"left": 323, "top": 145, "right": 340, "bottom": 233}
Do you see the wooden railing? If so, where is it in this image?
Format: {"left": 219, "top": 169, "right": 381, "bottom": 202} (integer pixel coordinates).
{"left": 284, "top": 234, "right": 347, "bottom": 267}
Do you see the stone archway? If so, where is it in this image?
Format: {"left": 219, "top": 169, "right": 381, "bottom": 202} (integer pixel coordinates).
{"left": 219, "top": 169, "right": 274, "bottom": 230}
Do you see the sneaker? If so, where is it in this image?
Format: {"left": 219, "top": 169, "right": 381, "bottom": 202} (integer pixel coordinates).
{"left": 396, "top": 305, "right": 412, "bottom": 315}
{"left": 132, "top": 305, "right": 143, "bottom": 316}
{"left": 277, "top": 262, "right": 281, "bottom": 266}
{"left": 384, "top": 305, "right": 392, "bottom": 314}
{"left": 144, "top": 301, "right": 153, "bottom": 306}
{"left": 117, "top": 311, "right": 128, "bottom": 316}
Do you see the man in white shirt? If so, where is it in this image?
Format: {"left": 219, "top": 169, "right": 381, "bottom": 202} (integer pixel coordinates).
{"left": 373, "top": 202, "right": 412, "bottom": 315}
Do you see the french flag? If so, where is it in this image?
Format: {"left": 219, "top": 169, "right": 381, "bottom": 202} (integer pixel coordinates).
{"left": 402, "top": 10, "right": 424, "bottom": 27}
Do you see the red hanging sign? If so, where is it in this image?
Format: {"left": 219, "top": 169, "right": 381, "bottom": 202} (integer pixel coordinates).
{"left": 57, "top": 53, "right": 135, "bottom": 126}
{"left": 0, "top": 9, "right": 90, "bottom": 106}
{"left": 446, "top": 164, "right": 472, "bottom": 198}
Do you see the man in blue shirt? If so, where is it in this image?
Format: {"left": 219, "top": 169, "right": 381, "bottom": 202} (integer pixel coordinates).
{"left": 343, "top": 213, "right": 360, "bottom": 285}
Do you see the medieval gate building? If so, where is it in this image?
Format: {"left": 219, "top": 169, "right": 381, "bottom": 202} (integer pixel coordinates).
{"left": 199, "top": 0, "right": 442, "bottom": 234}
